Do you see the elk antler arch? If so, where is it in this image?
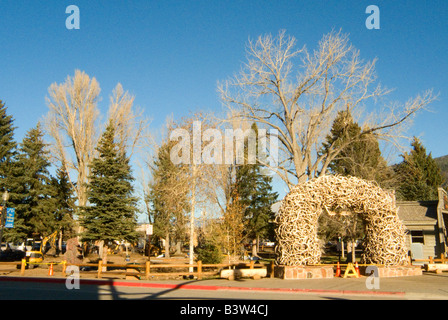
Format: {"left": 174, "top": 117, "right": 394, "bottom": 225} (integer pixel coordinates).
{"left": 275, "top": 175, "right": 408, "bottom": 266}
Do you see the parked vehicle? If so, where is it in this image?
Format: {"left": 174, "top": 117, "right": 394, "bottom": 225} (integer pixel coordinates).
{"left": 260, "top": 241, "right": 275, "bottom": 247}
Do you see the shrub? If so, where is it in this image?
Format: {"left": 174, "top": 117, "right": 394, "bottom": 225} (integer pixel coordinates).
{"left": 195, "top": 242, "right": 223, "bottom": 264}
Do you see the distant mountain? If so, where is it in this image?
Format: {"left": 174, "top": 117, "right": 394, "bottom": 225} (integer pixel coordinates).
{"left": 434, "top": 155, "right": 448, "bottom": 188}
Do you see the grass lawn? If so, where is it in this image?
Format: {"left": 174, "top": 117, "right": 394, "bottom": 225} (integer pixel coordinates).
{"left": 320, "top": 253, "right": 362, "bottom": 264}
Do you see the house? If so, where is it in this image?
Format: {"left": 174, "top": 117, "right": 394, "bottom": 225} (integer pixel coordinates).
{"left": 397, "top": 188, "right": 448, "bottom": 260}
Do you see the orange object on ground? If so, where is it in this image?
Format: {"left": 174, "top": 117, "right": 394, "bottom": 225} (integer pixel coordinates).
{"left": 335, "top": 262, "right": 341, "bottom": 277}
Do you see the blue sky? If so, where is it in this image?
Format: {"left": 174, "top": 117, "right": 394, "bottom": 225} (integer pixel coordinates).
{"left": 1, "top": 1, "right": 447, "bottom": 200}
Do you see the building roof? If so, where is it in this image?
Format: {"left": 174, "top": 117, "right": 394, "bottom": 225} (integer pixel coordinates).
{"left": 396, "top": 201, "right": 438, "bottom": 224}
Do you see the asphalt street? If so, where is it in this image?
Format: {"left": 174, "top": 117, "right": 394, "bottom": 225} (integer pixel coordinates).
{"left": 0, "top": 279, "right": 403, "bottom": 300}
{"left": 1, "top": 272, "right": 448, "bottom": 300}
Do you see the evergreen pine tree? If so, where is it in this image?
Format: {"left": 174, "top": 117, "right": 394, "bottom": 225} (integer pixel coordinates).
{"left": 81, "top": 122, "right": 138, "bottom": 260}
{"left": 321, "top": 109, "right": 393, "bottom": 186}
{"left": 51, "top": 162, "right": 76, "bottom": 246}
{"left": 395, "top": 137, "right": 443, "bottom": 201}
{"left": 7, "top": 123, "right": 56, "bottom": 241}
{"left": 234, "top": 123, "right": 278, "bottom": 256}
{"left": 0, "top": 101, "right": 17, "bottom": 245}
{"left": 147, "top": 140, "right": 189, "bottom": 258}
{"left": 0, "top": 100, "right": 17, "bottom": 190}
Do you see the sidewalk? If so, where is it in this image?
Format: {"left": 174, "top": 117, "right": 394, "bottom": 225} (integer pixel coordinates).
{"left": 114, "top": 273, "right": 448, "bottom": 299}
{"left": 2, "top": 272, "right": 448, "bottom": 299}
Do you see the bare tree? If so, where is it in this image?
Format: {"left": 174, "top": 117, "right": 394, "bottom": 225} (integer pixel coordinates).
{"left": 169, "top": 113, "right": 219, "bottom": 270}
{"left": 45, "top": 71, "right": 150, "bottom": 209}
{"left": 45, "top": 70, "right": 101, "bottom": 207}
{"left": 107, "top": 83, "right": 149, "bottom": 158}
{"left": 218, "top": 30, "right": 436, "bottom": 188}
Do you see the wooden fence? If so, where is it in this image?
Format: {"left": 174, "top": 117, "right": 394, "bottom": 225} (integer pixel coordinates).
{"left": 2, "top": 254, "right": 446, "bottom": 279}
{"left": 412, "top": 253, "right": 448, "bottom": 264}
{"left": 0, "top": 259, "right": 275, "bottom": 280}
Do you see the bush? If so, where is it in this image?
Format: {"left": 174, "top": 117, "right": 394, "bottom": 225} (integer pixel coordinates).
{"left": 195, "top": 242, "right": 223, "bottom": 264}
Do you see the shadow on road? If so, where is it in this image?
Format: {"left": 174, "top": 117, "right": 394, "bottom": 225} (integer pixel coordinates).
{"left": 95, "top": 278, "right": 228, "bottom": 300}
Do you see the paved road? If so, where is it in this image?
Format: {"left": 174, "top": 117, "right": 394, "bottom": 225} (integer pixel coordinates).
{"left": 0, "top": 279, "right": 405, "bottom": 300}
{"left": 1, "top": 272, "right": 448, "bottom": 302}
{"left": 2, "top": 275, "right": 447, "bottom": 301}
{"left": 5, "top": 277, "right": 440, "bottom": 320}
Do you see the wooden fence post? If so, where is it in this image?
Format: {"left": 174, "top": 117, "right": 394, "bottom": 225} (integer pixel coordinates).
{"left": 270, "top": 260, "right": 275, "bottom": 278}
{"left": 20, "top": 259, "right": 26, "bottom": 276}
{"left": 430, "top": 256, "right": 434, "bottom": 264}
{"left": 97, "top": 260, "right": 103, "bottom": 279}
{"left": 441, "top": 253, "right": 445, "bottom": 264}
{"left": 145, "top": 260, "right": 151, "bottom": 280}
{"left": 62, "top": 261, "right": 67, "bottom": 275}
{"left": 197, "top": 260, "right": 202, "bottom": 280}
{"left": 249, "top": 260, "right": 254, "bottom": 269}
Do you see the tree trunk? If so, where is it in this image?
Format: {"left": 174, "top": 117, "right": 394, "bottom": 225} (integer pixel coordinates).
{"left": 189, "top": 167, "right": 196, "bottom": 272}
{"left": 102, "top": 245, "right": 108, "bottom": 272}
{"left": 175, "top": 241, "right": 182, "bottom": 255}
{"left": 98, "top": 240, "right": 103, "bottom": 258}
{"left": 58, "top": 230, "right": 63, "bottom": 255}
{"left": 164, "top": 232, "right": 170, "bottom": 258}
{"left": 98, "top": 240, "right": 108, "bottom": 272}
{"left": 251, "top": 238, "right": 257, "bottom": 257}
{"left": 351, "top": 240, "right": 356, "bottom": 263}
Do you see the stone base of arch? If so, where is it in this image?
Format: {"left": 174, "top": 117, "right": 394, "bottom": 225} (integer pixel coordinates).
{"left": 275, "top": 265, "right": 335, "bottom": 279}
{"left": 359, "top": 265, "right": 422, "bottom": 278}
{"left": 275, "top": 265, "right": 422, "bottom": 279}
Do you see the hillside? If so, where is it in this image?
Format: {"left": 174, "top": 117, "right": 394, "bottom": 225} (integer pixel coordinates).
{"left": 434, "top": 155, "right": 448, "bottom": 187}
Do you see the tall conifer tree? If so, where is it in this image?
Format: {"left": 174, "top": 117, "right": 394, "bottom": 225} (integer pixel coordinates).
{"left": 7, "top": 123, "right": 55, "bottom": 241}
{"left": 81, "top": 122, "right": 138, "bottom": 260}
{"left": 320, "top": 109, "right": 393, "bottom": 186}
{"left": 395, "top": 137, "right": 443, "bottom": 201}
{"left": 147, "top": 140, "right": 189, "bottom": 258}
{"left": 0, "top": 101, "right": 17, "bottom": 245}
{"left": 51, "top": 162, "right": 76, "bottom": 246}
{"left": 0, "top": 100, "right": 17, "bottom": 190}
{"left": 234, "top": 123, "right": 278, "bottom": 255}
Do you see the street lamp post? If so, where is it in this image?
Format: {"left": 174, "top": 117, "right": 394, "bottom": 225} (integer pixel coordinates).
{"left": 0, "top": 190, "right": 9, "bottom": 251}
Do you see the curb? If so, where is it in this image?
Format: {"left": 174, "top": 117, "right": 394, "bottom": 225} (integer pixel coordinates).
{"left": 0, "top": 276, "right": 406, "bottom": 297}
